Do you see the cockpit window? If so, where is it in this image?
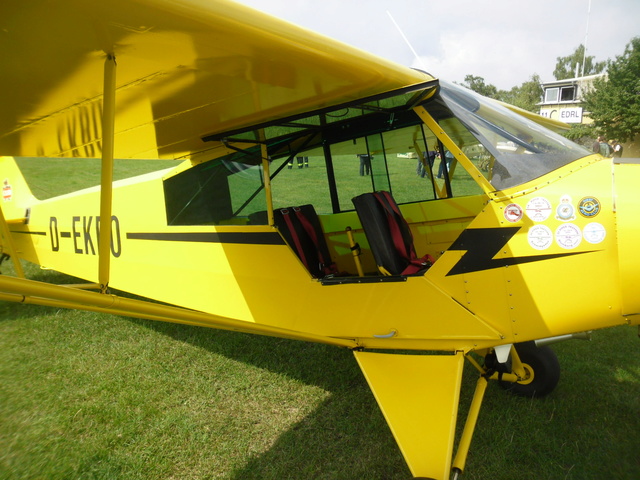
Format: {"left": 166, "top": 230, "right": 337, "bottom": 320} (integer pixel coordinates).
{"left": 435, "top": 81, "right": 591, "bottom": 190}
{"left": 176, "top": 80, "right": 595, "bottom": 227}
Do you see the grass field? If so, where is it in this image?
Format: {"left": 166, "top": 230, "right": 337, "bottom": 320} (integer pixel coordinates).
{"left": 1, "top": 158, "right": 639, "bottom": 480}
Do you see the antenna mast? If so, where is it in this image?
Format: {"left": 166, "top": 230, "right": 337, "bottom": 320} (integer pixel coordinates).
{"left": 581, "top": 0, "right": 592, "bottom": 77}
{"left": 386, "top": 11, "right": 427, "bottom": 71}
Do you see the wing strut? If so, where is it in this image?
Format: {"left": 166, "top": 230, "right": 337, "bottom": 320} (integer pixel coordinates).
{"left": 451, "top": 376, "right": 488, "bottom": 477}
{"left": 0, "top": 275, "right": 359, "bottom": 348}
{"left": 98, "top": 54, "right": 117, "bottom": 293}
{"left": 354, "top": 351, "right": 465, "bottom": 480}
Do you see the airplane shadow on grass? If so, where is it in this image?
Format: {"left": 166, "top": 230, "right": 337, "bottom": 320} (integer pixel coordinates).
{"left": 133, "top": 315, "right": 640, "bottom": 480}
{"left": 129, "top": 318, "right": 412, "bottom": 480}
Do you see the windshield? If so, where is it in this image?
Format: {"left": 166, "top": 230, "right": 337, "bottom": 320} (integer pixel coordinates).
{"left": 436, "top": 81, "right": 591, "bottom": 190}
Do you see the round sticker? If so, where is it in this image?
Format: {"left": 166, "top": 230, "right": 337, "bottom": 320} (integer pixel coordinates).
{"left": 528, "top": 225, "right": 553, "bottom": 250}
{"left": 504, "top": 203, "right": 523, "bottom": 223}
{"left": 526, "top": 197, "right": 552, "bottom": 222}
{"left": 555, "top": 195, "right": 575, "bottom": 221}
{"left": 555, "top": 224, "right": 582, "bottom": 249}
{"left": 578, "top": 197, "right": 601, "bottom": 218}
{"left": 583, "top": 222, "right": 606, "bottom": 244}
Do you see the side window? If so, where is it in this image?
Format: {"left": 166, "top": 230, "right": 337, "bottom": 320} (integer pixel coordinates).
{"left": 331, "top": 128, "right": 433, "bottom": 212}
{"left": 331, "top": 123, "right": 484, "bottom": 211}
{"left": 269, "top": 151, "right": 332, "bottom": 214}
{"left": 380, "top": 125, "right": 437, "bottom": 204}
{"left": 437, "top": 117, "right": 490, "bottom": 198}
{"left": 330, "top": 136, "right": 388, "bottom": 212}
{"left": 163, "top": 155, "right": 267, "bottom": 225}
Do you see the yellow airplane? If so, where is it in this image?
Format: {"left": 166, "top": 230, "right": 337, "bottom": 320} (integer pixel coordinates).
{"left": 1, "top": 1, "right": 638, "bottom": 478}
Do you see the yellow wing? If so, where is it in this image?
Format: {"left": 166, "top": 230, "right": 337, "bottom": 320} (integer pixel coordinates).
{"left": 497, "top": 101, "right": 570, "bottom": 133}
{"left": 0, "top": 0, "right": 432, "bottom": 160}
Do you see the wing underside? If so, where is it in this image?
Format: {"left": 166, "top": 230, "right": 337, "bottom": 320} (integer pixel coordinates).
{"left": 0, "top": 0, "right": 431, "bottom": 160}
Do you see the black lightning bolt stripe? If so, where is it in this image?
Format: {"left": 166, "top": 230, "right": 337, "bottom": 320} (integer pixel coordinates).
{"left": 446, "top": 227, "right": 591, "bottom": 276}
{"left": 126, "top": 231, "right": 285, "bottom": 245}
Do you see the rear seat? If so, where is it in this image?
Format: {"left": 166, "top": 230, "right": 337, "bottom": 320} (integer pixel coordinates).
{"left": 273, "top": 204, "right": 338, "bottom": 278}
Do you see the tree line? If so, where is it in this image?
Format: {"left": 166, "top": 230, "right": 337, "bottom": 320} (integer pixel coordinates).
{"left": 458, "top": 37, "right": 640, "bottom": 143}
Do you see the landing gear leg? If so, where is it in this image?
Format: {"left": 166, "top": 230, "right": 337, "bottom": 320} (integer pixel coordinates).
{"left": 499, "top": 341, "right": 560, "bottom": 397}
{"left": 452, "top": 343, "right": 560, "bottom": 479}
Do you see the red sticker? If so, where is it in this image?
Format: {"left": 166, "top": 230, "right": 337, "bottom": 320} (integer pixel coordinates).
{"left": 504, "top": 203, "right": 523, "bottom": 222}
{"left": 2, "top": 179, "right": 12, "bottom": 202}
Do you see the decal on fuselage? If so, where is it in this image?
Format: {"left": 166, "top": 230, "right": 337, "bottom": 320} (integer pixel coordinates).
{"left": 49, "top": 216, "right": 122, "bottom": 257}
{"left": 503, "top": 203, "right": 523, "bottom": 223}
{"left": 528, "top": 225, "right": 553, "bottom": 250}
{"left": 3, "top": 179, "right": 12, "bottom": 201}
{"left": 583, "top": 222, "right": 606, "bottom": 244}
{"left": 555, "top": 195, "right": 576, "bottom": 221}
{"left": 525, "top": 197, "right": 552, "bottom": 222}
{"left": 578, "top": 196, "right": 601, "bottom": 218}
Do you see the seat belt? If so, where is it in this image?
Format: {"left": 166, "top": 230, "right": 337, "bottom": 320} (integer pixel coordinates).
{"left": 279, "top": 208, "right": 311, "bottom": 272}
{"left": 293, "top": 207, "right": 338, "bottom": 276}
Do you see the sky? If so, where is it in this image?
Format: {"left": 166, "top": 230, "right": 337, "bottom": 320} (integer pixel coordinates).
{"left": 234, "top": 0, "right": 640, "bottom": 90}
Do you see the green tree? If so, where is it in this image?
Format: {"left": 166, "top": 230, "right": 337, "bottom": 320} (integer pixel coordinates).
{"left": 553, "top": 44, "right": 606, "bottom": 80}
{"left": 459, "top": 74, "right": 498, "bottom": 98}
{"left": 496, "top": 74, "right": 543, "bottom": 112}
{"left": 584, "top": 37, "right": 640, "bottom": 142}
{"left": 562, "top": 123, "right": 595, "bottom": 145}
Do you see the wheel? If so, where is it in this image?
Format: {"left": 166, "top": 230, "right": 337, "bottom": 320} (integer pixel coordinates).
{"left": 499, "top": 341, "right": 560, "bottom": 398}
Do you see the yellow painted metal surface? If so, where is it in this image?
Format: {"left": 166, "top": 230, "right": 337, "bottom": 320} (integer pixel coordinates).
{"left": 354, "top": 351, "right": 464, "bottom": 480}
{"left": 612, "top": 161, "right": 640, "bottom": 316}
{"left": 0, "top": 0, "right": 430, "bottom": 160}
{"left": 0, "top": 201, "right": 24, "bottom": 278}
{"left": 0, "top": 157, "right": 37, "bottom": 221}
{"left": 430, "top": 158, "right": 629, "bottom": 343}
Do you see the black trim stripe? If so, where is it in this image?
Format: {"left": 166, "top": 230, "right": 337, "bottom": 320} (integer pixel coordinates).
{"left": 11, "top": 230, "right": 46, "bottom": 236}
{"left": 126, "top": 231, "right": 285, "bottom": 245}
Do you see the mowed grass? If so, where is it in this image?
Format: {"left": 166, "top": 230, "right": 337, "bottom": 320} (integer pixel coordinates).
{"left": 1, "top": 158, "right": 639, "bottom": 480}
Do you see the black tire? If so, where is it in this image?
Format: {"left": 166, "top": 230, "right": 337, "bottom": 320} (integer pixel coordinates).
{"left": 499, "top": 341, "right": 560, "bottom": 398}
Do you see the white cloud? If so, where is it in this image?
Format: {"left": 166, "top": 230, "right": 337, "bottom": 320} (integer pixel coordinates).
{"left": 415, "top": 28, "right": 555, "bottom": 88}
{"left": 234, "top": 0, "right": 640, "bottom": 90}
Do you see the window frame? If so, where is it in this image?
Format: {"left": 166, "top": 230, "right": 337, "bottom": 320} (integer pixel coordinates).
{"left": 544, "top": 87, "right": 559, "bottom": 103}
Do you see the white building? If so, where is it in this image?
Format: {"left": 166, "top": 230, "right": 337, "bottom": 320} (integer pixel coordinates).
{"left": 538, "top": 74, "right": 606, "bottom": 125}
